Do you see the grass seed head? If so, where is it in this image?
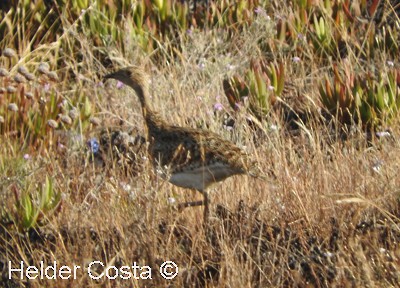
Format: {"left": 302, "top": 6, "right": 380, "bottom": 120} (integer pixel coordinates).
{"left": 2, "top": 48, "right": 17, "bottom": 58}
{"left": 6, "top": 86, "right": 17, "bottom": 93}
{"left": 68, "top": 108, "right": 79, "bottom": 119}
{"left": 89, "top": 117, "right": 101, "bottom": 126}
{"left": 25, "top": 92, "right": 34, "bottom": 99}
{"left": 14, "top": 74, "right": 26, "bottom": 84}
{"left": 24, "top": 73, "right": 35, "bottom": 81}
{"left": 47, "top": 71, "right": 59, "bottom": 82}
{"left": 38, "top": 63, "right": 50, "bottom": 74}
{"left": 60, "top": 115, "right": 72, "bottom": 125}
{"left": 7, "top": 103, "right": 18, "bottom": 112}
{"left": 17, "top": 66, "right": 29, "bottom": 75}
{"left": 0, "top": 68, "right": 9, "bottom": 77}
{"left": 47, "top": 119, "right": 58, "bottom": 128}
{"left": 18, "top": 66, "right": 36, "bottom": 81}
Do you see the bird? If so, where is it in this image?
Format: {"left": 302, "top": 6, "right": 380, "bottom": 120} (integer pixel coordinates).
{"left": 104, "top": 66, "right": 262, "bottom": 222}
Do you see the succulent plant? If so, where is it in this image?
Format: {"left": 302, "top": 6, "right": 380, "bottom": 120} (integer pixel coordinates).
{"left": 13, "top": 176, "right": 61, "bottom": 230}
{"left": 223, "top": 59, "right": 286, "bottom": 119}
{"left": 319, "top": 66, "right": 400, "bottom": 129}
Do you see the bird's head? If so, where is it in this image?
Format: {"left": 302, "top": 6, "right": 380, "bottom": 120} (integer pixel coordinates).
{"left": 104, "top": 66, "right": 148, "bottom": 90}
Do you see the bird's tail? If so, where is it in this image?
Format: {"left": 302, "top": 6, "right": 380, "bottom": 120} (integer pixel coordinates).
{"left": 248, "top": 165, "right": 274, "bottom": 180}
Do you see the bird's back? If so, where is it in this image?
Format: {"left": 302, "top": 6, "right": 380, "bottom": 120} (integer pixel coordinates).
{"left": 146, "top": 120, "right": 253, "bottom": 190}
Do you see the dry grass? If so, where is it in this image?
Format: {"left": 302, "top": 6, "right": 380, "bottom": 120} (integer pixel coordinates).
{"left": 1, "top": 2, "right": 400, "bottom": 287}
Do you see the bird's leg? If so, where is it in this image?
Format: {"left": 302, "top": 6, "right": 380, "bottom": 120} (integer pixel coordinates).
{"left": 176, "top": 188, "right": 207, "bottom": 210}
{"left": 202, "top": 190, "right": 209, "bottom": 223}
{"left": 176, "top": 189, "right": 210, "bottom": 223}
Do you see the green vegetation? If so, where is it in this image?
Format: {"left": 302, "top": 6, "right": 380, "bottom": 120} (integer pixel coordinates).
{"left": 1, "top": 0, "right": 399, "bottom": 287}
{"left": 13, "top": 176, "right": 61, "bottom": 231}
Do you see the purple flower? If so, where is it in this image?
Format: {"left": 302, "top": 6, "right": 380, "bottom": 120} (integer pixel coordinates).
{"left": 87, "top": 138, "right": 100, "bottom": 154}
{"left": 376, "top": 131, "right": 391, "bottom": 138}
{"left": 44, "top": 83, "right": 51, "bottom": 92}
{"left": 387, "top": 61, "right": 394, "bottom": 67}
{"left": 58, "top": 99, "right": 68, "bottom": 108}
{"left": 23, "top": 154, "right": 30, "bottom": 160}
{"left": 254, "top": 6, "right": 270, "bottom": 19}
{"left": 255, "top": 6, "right": 265, "bottom": 15}
{"left": 268, "top": 85, "right": 275, "bottom": 91}
{"left": 116, "top": 81, "right": 124, "bottom": 89}
{"left": 292, "top": 56, "right": 301, "bottom": 63}
{"left": 214, "top": 103, "right": 224, "bottom": 111}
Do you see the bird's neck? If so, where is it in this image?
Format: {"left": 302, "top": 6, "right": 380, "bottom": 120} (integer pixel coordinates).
{"left": 144, "top": 108, "right": 167, "bottom": 136}
{"left": 131, "top": 83, "right": 152, "bottom": 113}
{"left": 132, "top": 83, "right": 167, "bottom": 136}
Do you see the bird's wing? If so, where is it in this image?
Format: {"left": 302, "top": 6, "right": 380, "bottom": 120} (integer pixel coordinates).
{"left": 150, "top": 127, "right": 251, "bottom": 174}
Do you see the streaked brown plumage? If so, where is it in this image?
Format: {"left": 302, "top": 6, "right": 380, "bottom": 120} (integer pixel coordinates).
{"left": 104, "top": 66, "right": 259, "bottom": 221}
